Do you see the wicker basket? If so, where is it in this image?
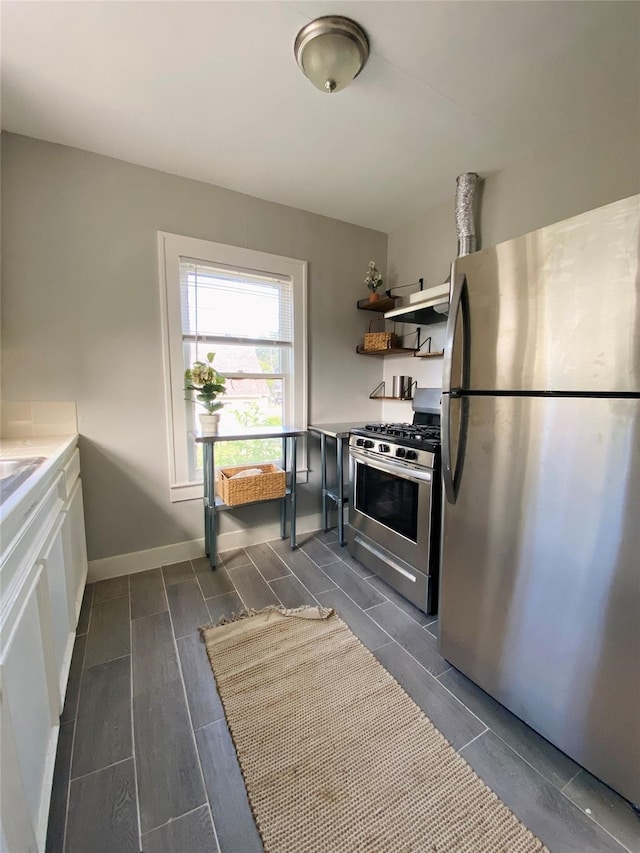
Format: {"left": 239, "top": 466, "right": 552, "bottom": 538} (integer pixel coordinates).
{"left": 217, "top": 463, "right": 286, "bottom": 506}
{"left": 363, "top": 318, "right": 397, "bottom": 351}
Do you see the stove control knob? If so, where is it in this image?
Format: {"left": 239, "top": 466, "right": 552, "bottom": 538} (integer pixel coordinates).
{"left": 405, "top": 450, "right": 418, "bottom": 461}
{"left": 378, "top": 443, "right": 390, "bottom": 453}
{"left": 356, "top": 438, "right": 365, "bottom": 447}
{"left": 364, "top": 440, "right": 375, "bottom": 449}
{"left": 396, "top": 447, "right": 406, "bottom": 458}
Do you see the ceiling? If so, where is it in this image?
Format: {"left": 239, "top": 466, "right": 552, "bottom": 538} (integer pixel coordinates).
{"left": 1, "top": 1, "right": 638, "bottom": 232}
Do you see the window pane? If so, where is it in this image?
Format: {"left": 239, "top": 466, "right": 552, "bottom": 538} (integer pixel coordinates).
{"left": 214, "top": 439, "right": 283, "bottom": 471}
{"left": 222, "top": 378, "right": 284, "bottom": 430}
{"left": 190, "top": 377, "right": 284, "bottom": 478}
{"left": 184, "top": 342, "right": 285, "bottom": 375}
{"left": 181, "top": 264, "right": 293, "bottom": 342}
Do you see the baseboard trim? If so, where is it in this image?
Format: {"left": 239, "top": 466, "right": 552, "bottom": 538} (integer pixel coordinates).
{"left": 87, "top": 512, "right": 325, "bottom": 581}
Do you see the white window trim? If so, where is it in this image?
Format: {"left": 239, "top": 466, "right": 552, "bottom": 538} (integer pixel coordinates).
{"left": 158, "top": 232, "right": 308, "bottom": 502}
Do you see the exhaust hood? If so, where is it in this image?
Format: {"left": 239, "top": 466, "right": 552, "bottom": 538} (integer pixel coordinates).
{"left": 384, "top": 282, "right": 450, "bottom": 325}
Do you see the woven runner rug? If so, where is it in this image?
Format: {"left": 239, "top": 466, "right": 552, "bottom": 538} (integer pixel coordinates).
{"left": 201, "top": 606, "right": 549, "bottom": 853}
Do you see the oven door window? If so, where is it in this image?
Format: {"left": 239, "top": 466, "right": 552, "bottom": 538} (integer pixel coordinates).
{"left": 355, "top": 463, "right": 419, "bottom": 541}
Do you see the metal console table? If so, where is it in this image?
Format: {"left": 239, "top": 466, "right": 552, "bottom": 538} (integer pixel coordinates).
{"left": 308, "top": 422, "right": 363, "bottom": 546}
{"left": 196, "top": 426, "right": 306, "bottom": 568}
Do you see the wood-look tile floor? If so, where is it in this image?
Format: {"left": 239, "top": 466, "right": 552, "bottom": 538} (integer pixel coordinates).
{"left": 46, "top": 530, "right": 640, "bottom": 853}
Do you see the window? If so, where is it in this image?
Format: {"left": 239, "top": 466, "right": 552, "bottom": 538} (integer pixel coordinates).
{"left": 159, "top": 233, "right": 307, "bottom": 501}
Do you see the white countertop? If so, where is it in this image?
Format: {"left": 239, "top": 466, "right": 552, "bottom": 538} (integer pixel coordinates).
{"left": 0, "top": 434, "right": 78, "bottom": 521}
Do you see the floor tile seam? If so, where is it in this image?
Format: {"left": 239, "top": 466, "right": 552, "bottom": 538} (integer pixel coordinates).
{"left": 192, "top": 712, "right": 226, "bottom": 734}
{"left": 264, "top": 539, "right": 310, "bottom": 580}
{"left": 429, "top": 667, "right": 596, "bottom": 782}
{"left": 61, "top": 613, "right": 90, "bottom": 852}
{"left": 502, "top": 736, "right": 633, "bottom": 853}
{"left": 316, "top": 578, "right": 393, "bottom": 637}
{"left": 131, "top": 604, "right": 168, "bottom": 621}
{"left": 263, "top": 540, "right": 335, "bottom": 595}
{"left": 322, "top": 559, "right": 389, "bottom": 608}
{"left": 455, "top": 727, "right": 490, "bottom": 753}
{"left": 222, "top": 567, "right": 250, "bottom": 613}
{"left": 362, "top": 574, "right": 430, "bottom": 627}
{"left": 82, "top": 651, "right": 131, "bottom": 671}
{"left": 460, "top": 727, "right": 634, "bottom": 852}
{"left": 559, "top": 768, "right": 583, "bottom": 793}
{"left": 365, "top": 620, "right": 490, "bottom": 730}
{"left": 161, "top": 569, "right": 223, "bottom": 853}
{"left": 221, "top": 560, "right": 254, "bottom": 572}
{"left": 92, "top": 591, "right": 129, "bottom": 605}
{"left": 297, "top": 546, "right": 341, "bottom": 576}
{"left": 68, "top": 755, "right": 134, "bottom": 784}
{"left": 192, "top": 559, "right": 220, "bottom": 609}
{"left": 91, "top": 592, "right": 130, "bottom": 606}
{"left": 482, "top": 722, "right": 585, "bottom": 794}
{"left": 242, "top": 544, "right": 289, "bottom": 589}
{"left": 163, "top": 574, "right": 196, "bottom": 586}
{"left": 370, "top": 639, "right": 395, "bottom": 653}
{"left": 247, "top": 542, "right": 293, "bottom": 580}
{"left": 140, "top": 801, "right": 212, "bottom": 840}
{"left": 216, "top": 547, "right": 251, "bottom": 572}
{"left": 174, "top": 627, "right": 207, "bottom": 641}
{"left": 300, "top": 546, "right": 342, "bottom": 569}
{"left": 468, "top": 724, "right": 595, "bottom": 796}
{"left": 263, "top": 555, "right": 321, "bottom": 608}
{"left": 128, "top": 575, "right": 144, "bottom": 852}
{"left": 203, "top": 590, "right": 245, "bottom": 613}
{"left": 266, "top": 573, "right": 321, "bottom": 603}
{"left": 363, "top": 603, "right": 440, "bottom": 653}
{"left": 162, "top": 566, "right": 196, "bottom": 587}
{"left": 265, "top": 571, "right": 291, "bottom": 583}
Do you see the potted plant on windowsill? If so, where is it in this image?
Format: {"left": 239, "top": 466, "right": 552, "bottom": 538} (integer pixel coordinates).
{"left": 185, "top": 352, "right": 227, "bottom": 434}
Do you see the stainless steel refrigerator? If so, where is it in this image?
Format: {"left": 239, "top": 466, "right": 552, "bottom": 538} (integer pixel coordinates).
{"left": 439, "top": 194, "right": 640, "bottom": 805}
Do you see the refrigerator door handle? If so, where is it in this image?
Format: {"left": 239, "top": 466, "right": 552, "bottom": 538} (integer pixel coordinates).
{"left": 442, "top": 266, "right": 467, "bottom": 504}
{"left": 442, "top": 266, "right": 466, "bottom": 394}
{"left": 442, "top": 392, "right": 456, "bottom": 503}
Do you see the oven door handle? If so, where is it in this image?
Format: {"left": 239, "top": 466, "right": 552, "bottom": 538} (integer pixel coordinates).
{"left": 350, "top": 449, "right": 432, "bottom": 484}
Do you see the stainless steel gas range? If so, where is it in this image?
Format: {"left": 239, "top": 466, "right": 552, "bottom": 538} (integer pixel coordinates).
{"left": 347, "top": 389, "right": 441, "bottom": 615}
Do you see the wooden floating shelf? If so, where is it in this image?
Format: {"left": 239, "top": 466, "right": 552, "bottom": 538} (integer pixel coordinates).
{"left": 356, "top": 295, "right": 398, "bottom": 313}
{"left": 413, "top": 349, "right": 445, "bottom": 358}
{"left": 356, "top": 346, "right": 417, "bottom": 356}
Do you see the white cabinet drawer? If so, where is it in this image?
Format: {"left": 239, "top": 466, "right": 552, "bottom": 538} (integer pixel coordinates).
{"left": 0, "top": 475, "right": 64, "bottom": 609}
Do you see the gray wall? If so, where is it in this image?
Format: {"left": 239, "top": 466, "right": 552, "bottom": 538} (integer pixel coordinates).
{"left": 384, "top": 98, "right": 640, "bottom": 405}
{"left": 1, "top": 133, "right": 387, "bottom": 560}
{"left": 389, "top": 103, "right": 640, "bottom": 292}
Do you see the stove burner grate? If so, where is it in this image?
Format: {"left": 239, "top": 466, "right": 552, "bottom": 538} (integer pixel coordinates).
{"left": 362, "top": 422, "right": 441, "bottom": 443}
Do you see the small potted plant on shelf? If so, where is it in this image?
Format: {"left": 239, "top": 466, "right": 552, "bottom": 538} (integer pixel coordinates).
{"left": 185, "top": 352, "right": 227, "bottom": 434}
{"left": 365, "top": 261, "right": 383, "bottom": 302}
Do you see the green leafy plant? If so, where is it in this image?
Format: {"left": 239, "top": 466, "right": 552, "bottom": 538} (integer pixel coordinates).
{"left": 184, "top": 352, "right": 227, "bottom": 414}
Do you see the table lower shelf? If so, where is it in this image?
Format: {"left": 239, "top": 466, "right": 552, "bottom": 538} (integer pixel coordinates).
{"left": 214, "top": 488, "right": 291, "bottom": 511}
{"left": 325, "top": 486, "right": 350, "bottom": 505}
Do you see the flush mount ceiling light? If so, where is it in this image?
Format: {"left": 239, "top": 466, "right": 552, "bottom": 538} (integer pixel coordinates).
{"left": 294, "top": 15, "right": 369, "bottom": 94}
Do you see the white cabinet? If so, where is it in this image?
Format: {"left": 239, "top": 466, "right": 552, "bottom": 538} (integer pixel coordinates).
{"left": 65, "top": 476, "right": 88, "bottom": 625}
{"left": 0, "top": 440, "right": 88, "bottom": 853}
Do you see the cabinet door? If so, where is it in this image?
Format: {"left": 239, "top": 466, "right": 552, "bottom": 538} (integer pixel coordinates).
{"left": 39, "top": 514, "right": 74, "bottom": 703}
{"left": 1, "top": 563, "right": 59, "bottom": 851}
{"left": 65, "top": 478, "right": 88, "bottom": 626}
